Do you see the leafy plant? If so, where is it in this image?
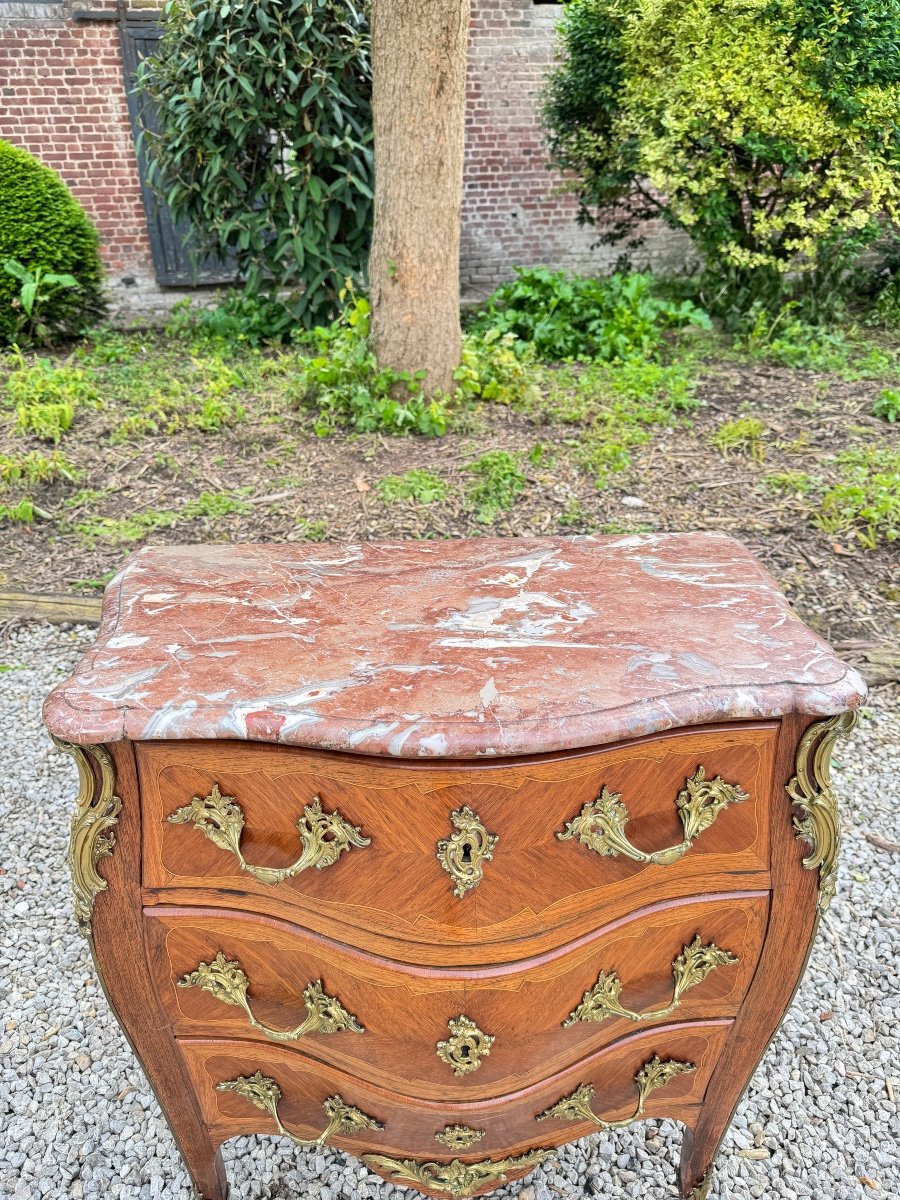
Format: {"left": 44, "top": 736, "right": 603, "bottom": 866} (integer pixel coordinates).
{"left": 873, "top": 389, "right": 900, "bottom": 423}
{"left": 0, "top": 141, "right": 105, "bottom": 346}
{"left": 817, "top": 448, "right": 900, "bottom": 548}
{"left": 3, "top": 260, "right": 82, "bottom": 347}
{"left": 465, "top": 451, "right": 526, "bottom": 522}
{"left": 4, "top": 359, "right": 98, "bottom": 410}
{"left": 471, "top": 269, "right": 709, "bottom": 362}
{"left": 291, "top": 295, "right": 449, "bottom": 436}
{"left": 377, "top": 469, "right": 448, "bottom": 505}
{"left": 166, "top": 292, "right": 298, "bottom": 347}
{"left": 138, "top": 0, "right": 373, "bottom": 327}
{"left": 544, "top": 0, "right": 900, "bottom": 321}
{"left": 712, "top": 417, "right": 766, "bottom": 463}
{"left": 454, "top": 330, "right": 544, "bottom": 404}
{"left": 764, "top": 470, "right": 816, "bottom": 494}
{"left": 0, "top": 449, "right": 80, "bottom": 485}
{"left": 0, "top": 497, "right": 37, "bottom": 523}
{"left": 15, "top": 400, "right": 75, "bottom": 444}
{"left": 294, "top": 517, "right": 329, "bottom": 541}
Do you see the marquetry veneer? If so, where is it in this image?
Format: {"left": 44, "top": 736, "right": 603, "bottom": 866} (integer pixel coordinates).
{"left": 44, "top": 535, "right": 865, "bottom": 1200}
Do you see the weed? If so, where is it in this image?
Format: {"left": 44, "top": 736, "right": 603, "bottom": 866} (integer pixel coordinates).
{"left": 558, "top": 499, "right": 587, "bottom": 528}
{"left": 712, "top": 417, "right": 766, "bottom": 463}
{"left": 71, "top": 572, "right": 117, "bottom": 592}
{"left": 470, "top": 269, "right": 710, "bottom": 362}
{"left": 764, "top": 471, "right": 817, "bottom": 495}
{"left": 377, "top": 470, "right": 449, "bottom": 505}
{"left": 75, "top": 490, "right": 251, "bottom": 544}
{"left": 0, "top": 497, "right": 36, "bottom": 523}
{"left": 15, "top": 400, "right": 75, "bottom": 444}
{"left": 3, "top": 259, "right": 81, "bottom": 347}
{"left": 4, "top": 359, "right": 98, "bottom": 409}
{"left": 292, "top": 296, "right": 449, "bottom": 437}
{"left": 817, "top": 448, "right": 900, "bottom": 548}
{"left": 465, "top": 451, "right": 526, "bottom": 522}
{"left": 294, "top": 517, "right": 328, "bottom": 541}
{"left": 185, "top": 395, "right": 247, "bottom": 433}
{"left": 182, "top": 491, "right": 252, "bottom": 520}
{"left": 736, "top": 305, "right": 898, "bottom": 377}
{"left": 873, "top": 388, "right": 900, "bottom": 423}
{"left": 0, "top": 449, "right": 80, "bottom": 486}
{"left": 454, "top": 331, "right": 543, "bottom": 405}
{"left": 528, "top": 442, "right": 557, "bottom": 468}
{"left": 74, "top": 329, "right": 144, "bottom": 365}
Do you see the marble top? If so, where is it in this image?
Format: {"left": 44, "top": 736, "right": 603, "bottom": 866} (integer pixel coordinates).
{"left": 43, "top": 534, "right": 866, "bottom": 758}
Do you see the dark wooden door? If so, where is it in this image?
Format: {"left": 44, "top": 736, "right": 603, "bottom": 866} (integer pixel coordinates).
{"left": 119, "top": 17, "right": 238, "bottom": 287}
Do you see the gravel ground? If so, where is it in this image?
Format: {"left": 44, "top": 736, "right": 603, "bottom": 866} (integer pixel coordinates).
{"left": 1, "top": 622, "right": 898, "bottom": 1200}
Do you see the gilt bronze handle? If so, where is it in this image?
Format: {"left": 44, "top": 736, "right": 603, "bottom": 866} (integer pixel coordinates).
{"left": 563, "top": 935, "right": 738, "bottom": 1027}
{"left": 179, "top": 952, "right": 364, "bottom": 1043}
{"left": 557, "top": 767, "right": 748, "bottom": 867}
{"left": 167, "top": 783, "right": 369, "bottom": 885}
{"left": 362, "top": 1150, "right": 556, "bottom": 1198}
{"left": 218, "top": 1072, "right": 382, "bottom": 1147}
{"left": 536, "top": 1055, "right": 695, "bottom": 1128}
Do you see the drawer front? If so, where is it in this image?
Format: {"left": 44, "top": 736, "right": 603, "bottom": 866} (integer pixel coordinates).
{"left": 181, "top": 1021, "right": 728, "bottom": 1170}
{"left": 140, "top": 724, "right": 775, "bottom": 960}
{"left": 147, "top": 894, "right": 766, "bottom": 1100}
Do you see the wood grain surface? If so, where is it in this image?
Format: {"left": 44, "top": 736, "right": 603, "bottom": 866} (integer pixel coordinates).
{"left": 145, "top": 892, "right": 766, "bottom": 1100}
{"left": 139, "top": 723, "right": 775, "bottom": 962}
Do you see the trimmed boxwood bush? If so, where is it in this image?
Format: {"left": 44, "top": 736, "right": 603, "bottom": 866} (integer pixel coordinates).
{"left": 0, "top": 141, "right": 106, "bottom": 346}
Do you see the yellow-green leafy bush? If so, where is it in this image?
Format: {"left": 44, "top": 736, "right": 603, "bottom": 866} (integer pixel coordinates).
{"left": 544, "top": 0, "right": 900, "bottom": 320}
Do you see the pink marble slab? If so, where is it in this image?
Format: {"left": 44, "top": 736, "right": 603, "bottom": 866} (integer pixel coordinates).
{"left": 43, "top": 534, "right": 866, "bottom": 758}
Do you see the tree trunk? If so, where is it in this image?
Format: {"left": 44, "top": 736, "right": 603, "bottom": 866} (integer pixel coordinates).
{"left": 369, "top": 0, "right": 470, "bottom": 397}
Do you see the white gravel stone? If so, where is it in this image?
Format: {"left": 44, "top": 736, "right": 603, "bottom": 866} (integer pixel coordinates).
{"left": 1, "top": 622, "right": 898, "bottom": 1200}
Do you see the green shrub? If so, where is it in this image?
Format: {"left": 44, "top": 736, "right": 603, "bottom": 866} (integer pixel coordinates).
{"left": 0, "top": 141, "right": 105, "bottom": 345}
{"left": 544, "top": 0, "right": 900, "bottom": 322}
{"left": 470, "top": 269, "right": 709, "bottom": 361}
{"left": 138, "top": 0, "right": 373, "bottom": 328}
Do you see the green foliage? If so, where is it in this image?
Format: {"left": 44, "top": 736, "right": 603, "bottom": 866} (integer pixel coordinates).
{"left": 817, "top": 447, "right": 900, "bottom": 548}
{"left": 471, "top": 269, "right": 709, "bottom": 362}
{"left": 465, "top": 451, "right": 526, "bottom": 522}
{"left": 15, "top": 400, "right": 75, "bottom": 443}
{"left": 0, "top": 449, "right": 80, "bottom": 485}
{"left": 735, "top": 305, "right": 898, "bottom": 375}
{"left": 166, "top": 292, "right": 298, "bottom": 347}
{"left": 544, "top": 0, "right": 900, "bottom": 320}
{"left": 4, "top": 359, "right": 98, "bottom": 410}
{"left": 377, "top": 469, "right": 448, "bottom": 505}
{"left": 3, "top": 260, "right": 82, "bottom": 347}
{"left": 294, "top": 516, "right": 328, "bottom": 541}
{"left": 712, "top": 417, "right": 767, "bottom": 462}
{"left": 0, "top": 141, "right": 105, "bottom": 346}
{"left": 75, "top": 490, "right": 251, "bottom": 544}
{"left": 291, "top": 296, "right": 449, "bottom": 436}
{"left": 873, "top": 389, "right": 900, "bottom": 423}
{"left": 454, "top": 330, "right": 544, "bottom": 405}
{"left": 764, "top": 470, "right": 816, "bottom": 494}
{"left": 138, "top": 0, "right": 373, "bottom": 327}
{"left": 0, "top": 497, "right": 36, "bottom": 524}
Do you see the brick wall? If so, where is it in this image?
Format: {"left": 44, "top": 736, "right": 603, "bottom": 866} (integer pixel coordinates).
{"left": 0, "top": 1, "right": 154, "bottom": 286}
{"left": 0, "top": 0, "right": 690, "bottom": 314}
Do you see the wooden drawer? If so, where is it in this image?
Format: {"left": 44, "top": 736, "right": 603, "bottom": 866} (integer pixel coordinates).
{"left": 139, "top": 724, "right": 775, "bottom": 962}
{"left": 182, "top": 1021, "right": 728, "bottom": 1169}
{"left": 147, "top": 893, "right": 765, "bottom": 1101}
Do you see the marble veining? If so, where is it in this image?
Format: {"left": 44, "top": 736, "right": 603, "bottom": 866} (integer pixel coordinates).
{"left": 42, "top": 534, "right": 866, "bottom": 757}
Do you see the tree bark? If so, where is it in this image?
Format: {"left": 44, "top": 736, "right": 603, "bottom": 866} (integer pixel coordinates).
{"left": 369, "top": 0, "right": 470, "bottom": 397}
